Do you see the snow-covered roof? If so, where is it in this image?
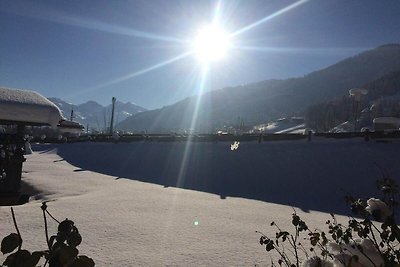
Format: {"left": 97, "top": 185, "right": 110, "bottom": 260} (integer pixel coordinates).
{"left": 349, "top": 88, "right": 368, "bottom": 101}
{"left": 0, "top": 87, "right": 65, "bottom": 126}
{"left": 373, "top": 117, "right": 400, "bottom": 125}
{"left": 329, "top": 121, "right": 354, "bottom": 133}
{"left": 349, "top": 88, "right": 368, "bottom": 96}
{"left": 58, "top": 120, "right": 84, "bottom": 129}
{"left": 58, "top": 120, "right": 85, "bottom": 133}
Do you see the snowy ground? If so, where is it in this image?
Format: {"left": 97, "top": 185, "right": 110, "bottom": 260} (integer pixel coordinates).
{"left": 1, "top": 138, "right": 400, "bottom": 265}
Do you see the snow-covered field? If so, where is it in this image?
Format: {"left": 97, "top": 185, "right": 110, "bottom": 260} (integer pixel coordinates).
{"left": 1, "top": 138, "right": 400, "bottom": 265}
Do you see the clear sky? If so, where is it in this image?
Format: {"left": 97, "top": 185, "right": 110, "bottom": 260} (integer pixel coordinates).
{"left": 1, "top": 0, "right": 399, "bottom": 109}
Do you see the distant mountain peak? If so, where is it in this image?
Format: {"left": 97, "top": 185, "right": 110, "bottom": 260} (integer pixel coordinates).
{"left": 82, "top": 100, "right": 101, "bottom": 105}
{"left": 47, "top": 98, "right": 147, "bottom": 130}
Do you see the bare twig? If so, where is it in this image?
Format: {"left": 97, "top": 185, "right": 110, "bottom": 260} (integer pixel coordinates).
{"left": 45, "top": 209, "right": 60, "bottom": 224}
{"left": 292, "top": 233, "right": 299, "bottom": 267}
{"left": 41, "top": 203, "right": 51, "bottom": 250}
{"left": 10, "top": 207, "right": 22, "bottom": 250}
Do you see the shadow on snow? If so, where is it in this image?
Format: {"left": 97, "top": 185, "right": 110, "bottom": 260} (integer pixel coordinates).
{"left": 33, "top": 140, "right": 400, "bottom": 215}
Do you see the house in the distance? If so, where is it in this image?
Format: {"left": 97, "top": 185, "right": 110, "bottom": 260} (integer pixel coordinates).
{"left": 373, "top": 117, "right": 400, "bottom": 131}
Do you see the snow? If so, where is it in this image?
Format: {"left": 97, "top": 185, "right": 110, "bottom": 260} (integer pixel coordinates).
{"left": 121, "top": 111, "right": 132, "bottom": 116}
{"left": 349, "top": 88, "right": 368, "bottom": 96}
{"left": 330, "top": 121, "right": 354, "bottom": 133}
{"left": 275, "top": 123, "right": 306, "bottom": 134}
{"left": 1, "top": 138, "right": 400, "bottom": 265}
{"left": 257, "top": 118, "right": 306, "bottom": 134}
{"left": 0, "top": 87, "right": 64, "bottom": 126}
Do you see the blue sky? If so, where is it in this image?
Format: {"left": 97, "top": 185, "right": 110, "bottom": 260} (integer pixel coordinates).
{"left": 1, "top": 0, "right": 399, "bottom": 109}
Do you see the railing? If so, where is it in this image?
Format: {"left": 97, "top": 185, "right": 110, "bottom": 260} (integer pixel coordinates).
{"left": 26, "top": 130, "right": 400, "bottom": 144}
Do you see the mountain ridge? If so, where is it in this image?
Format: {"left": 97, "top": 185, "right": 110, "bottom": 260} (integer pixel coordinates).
{"left": 117, "top": 44, "right": 400, "bottom": 133}
{"left": 48, "top": 98, "right": 147, "bottom": 131}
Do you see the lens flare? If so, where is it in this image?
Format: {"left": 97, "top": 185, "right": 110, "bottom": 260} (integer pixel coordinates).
{"left": 192, "top": 24, "right": 231, "bottom": 63}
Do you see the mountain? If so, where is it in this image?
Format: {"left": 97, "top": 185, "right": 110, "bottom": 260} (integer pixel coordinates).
{"left": 117, "top": 44, "right": 400, "bottom": 133}
{"left": 76, "top": 101, "right": 104, "bottom": 115}
{"left": 48, "top": 98, "right": 147, "bottom": 131}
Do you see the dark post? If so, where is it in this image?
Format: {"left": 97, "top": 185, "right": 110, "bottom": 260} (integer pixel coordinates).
{"left": 364, "top": 129, "right": 370, "bottom": 142}
{"left": 109, "top": 97, "right": 116, "bottom": 135}
{"left": 307, "top": 130, "right": 312, "bottom": 142}
{"left": 70, "top": 110, "right": 74, "bottom": 121}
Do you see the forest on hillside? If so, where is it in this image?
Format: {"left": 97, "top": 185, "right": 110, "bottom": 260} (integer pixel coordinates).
{"left": 306, "top": 70, "right": 400, "bottom": 131}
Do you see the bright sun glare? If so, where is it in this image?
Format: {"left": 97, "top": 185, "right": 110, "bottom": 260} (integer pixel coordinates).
{"left": 192, "top": 24, "right": 231, "bottom": 64}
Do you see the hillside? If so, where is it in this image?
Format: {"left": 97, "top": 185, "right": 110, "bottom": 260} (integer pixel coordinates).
{"left": 306, "top": 70, "right": 400, "bottom": 131}
{"left": 117, "top": 44, "right": 400, "bottom": 133}
{"left": 48, "top": 98, "right": 147, "bottom": 131}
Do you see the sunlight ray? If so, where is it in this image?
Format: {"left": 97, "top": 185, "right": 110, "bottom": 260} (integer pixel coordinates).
{"left": 161, "top": 67, "right": 209, "bottom": 241}
{"left": 91, "top": 51, "right": 192, "bottom": 89}
{"left": 56, "top": 15, "right": 188, "bottom": 43}
{"left": 232, "top": 45, "right": 370, "bottom": 55}
{"left": 5, "top": 2, "right": 187, "bottom": 44}
{"left": 230, "top": 0, "right": 309, "bottom": 37}
{"left": 68, "top": 51, "right": 193, "bottom": 99}
{"left": 142, "top": 67, "right": 199, "bottom": 132}
{"left": 212, "top": 0, "right": 223, "bottom": 24}
{"left": 175, "top": 66, "right": 208, "bottom": 188}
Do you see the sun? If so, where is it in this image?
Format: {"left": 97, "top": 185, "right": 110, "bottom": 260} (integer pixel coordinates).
{"left": 192, "top": 24, "right": 231, "bottom": 64}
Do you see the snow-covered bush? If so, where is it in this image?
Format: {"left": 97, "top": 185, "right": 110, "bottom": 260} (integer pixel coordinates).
{"left": 258, "top": 171, "right": 400, "bottom": 266}
{"left": 1, "top": 203, "right": 94, "bottom": 267}
{"left": 230, "top": 141, "right": 240, "bottom": 151}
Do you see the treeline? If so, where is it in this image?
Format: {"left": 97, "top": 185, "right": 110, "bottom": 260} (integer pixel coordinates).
{"left": 305, "top": 96, "right": 354, "bottom": 132}
{"left": 305, "top": 70, "right": 400, "bottom": 131}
